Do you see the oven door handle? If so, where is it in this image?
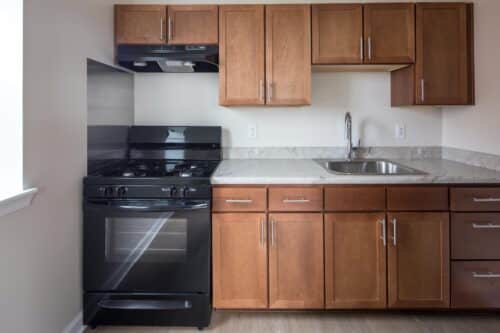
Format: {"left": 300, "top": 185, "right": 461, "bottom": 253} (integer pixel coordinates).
{"left": 85, "top": 201, "right": 209, "bottom": 212}
{"left": 98, "top": 299, "right": 192, "bottom": 311}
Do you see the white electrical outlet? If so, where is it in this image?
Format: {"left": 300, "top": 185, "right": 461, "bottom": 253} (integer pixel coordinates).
{"left": 248, "top": 124, "right": 257, "bottom": 139}
{"left": 395, "top": 123, "right": 406, "bottom": 140}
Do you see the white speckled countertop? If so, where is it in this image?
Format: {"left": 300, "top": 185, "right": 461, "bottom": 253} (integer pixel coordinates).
{"left": 211, "top": 159, "right": 500, "bottom": 185}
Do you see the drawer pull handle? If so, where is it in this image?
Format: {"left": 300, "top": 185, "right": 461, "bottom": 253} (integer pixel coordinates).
{"left": 225, "top": 199, "right": 253, "bottom": 204}
{"left": 473, "top": 272, "right": 500, "bottom": 279}
{"left": 283, "top": 198, "right": 310, "bottom": 204}
{"left": 473, "top": 223, "right": 500, "bottom": 229}
{"left": 473, "top": 197, "right": 500, "bottom": 203}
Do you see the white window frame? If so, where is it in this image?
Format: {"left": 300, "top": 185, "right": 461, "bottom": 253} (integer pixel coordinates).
{"left": 0, "top": 0, "right": 37, "bottom": 217}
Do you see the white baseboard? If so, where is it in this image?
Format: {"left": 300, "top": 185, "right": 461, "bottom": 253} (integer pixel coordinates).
{"left": 62, "top": 311, "right": 86, "bottom": 333}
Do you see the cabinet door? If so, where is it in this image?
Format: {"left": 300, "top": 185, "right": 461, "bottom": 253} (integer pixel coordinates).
{"left": 266, "top": 5, "right": 311, "bottom": 106}
{"left": 268, "top": 213, "right": 324, "bottom": 309}
{"left": 312, "top": 4, "right": 363, "bottom": 64}
{"left": 416, "top": 3, "right": 474, "bottom": 105}
{"left": 212, "top": 213, "right": 268, "bottom": 309}
{"left": 325, "top": 213, "right": 387, "bottom": 309}
{"left": 115, "top": 5, "right": 166, "bottom": 45}
{"left": 387, "top": 213, "right": 450, "bottom": 308}
{"left": 364, "top": 4, "right": 415, "bottom": 64}
{"left": 219, "top": 5, "right": 265, "bottom": 106}
{"left": 167, "top": 5, "right": 218, "bottom": 45}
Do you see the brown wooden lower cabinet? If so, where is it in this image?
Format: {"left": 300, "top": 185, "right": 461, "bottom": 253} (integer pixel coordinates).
{"left": 452, "top": 261, "right": 500, "bottom": 309}
{"left": 387, "top": 212, "right": 450, "bottom": 308}
{"left": 212, "top": 213, "right": 268, "bottom": 309}
{"left": 325, "top": 213, "right": 387, "bottom": 309}
{"left": 211, "top": 184, "right": 500, "bottom": 311}
{"left": 268, "top": 213, "right": 324, "bottom": 309}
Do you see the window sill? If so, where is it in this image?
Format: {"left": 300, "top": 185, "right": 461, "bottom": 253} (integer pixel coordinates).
{"left": 0, "top": 188, "right": 38, "bottom": 217}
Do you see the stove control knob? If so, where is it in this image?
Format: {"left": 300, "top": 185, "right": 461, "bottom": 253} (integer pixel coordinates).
{"left": 170, "top": 186, "right": 178, "bottom": 197}
{"left": 161, "top": 186, "right": 177, "bottom": 197}
{"left": 117, "top": 186, "right": 128, "bottom": 197}
{"left": 180, "top": 187, "right": 189, "bottom": 198}
{"left": 104, "top": 186, "right": 115, "bottom": 197}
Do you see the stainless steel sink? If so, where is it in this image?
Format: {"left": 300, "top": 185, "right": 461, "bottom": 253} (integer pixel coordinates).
{"left": 319, "top": 159, "right": 425, "bottom": 176}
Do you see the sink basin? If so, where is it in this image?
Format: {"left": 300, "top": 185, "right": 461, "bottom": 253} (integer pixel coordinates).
{"left": 320, "top": 159, "right": 425, "bottom": 176}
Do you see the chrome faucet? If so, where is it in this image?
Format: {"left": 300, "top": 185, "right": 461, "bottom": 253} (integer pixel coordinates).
{"left": 345, "top": 112, "right": 353, "bottom": 160}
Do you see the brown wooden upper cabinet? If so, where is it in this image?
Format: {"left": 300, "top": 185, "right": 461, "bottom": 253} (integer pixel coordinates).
{"left": 219, "top": 5, "right": 311, "bottom": 106}
{"left": 115, "top": 5, "right": 167, "bottom": 45}
{"left": 391, "top": 3, "right": 474, "bottom": 106}
{"left": 167, "top": 5, "right": 218, "bottom": 45}
{"left": 312, "top": 3, "right": 414, "bottom": 65}
{"left": 219, "top": 5, "right": 265, "bottom": 106}
{"left": 266, "top": 5, "right": 311, "bottom": 106}
{"left": 115, "top": 5, "right": 218, "bottom": 45}
{"left": 312, "top": 4, "right": 363, "bottom": 65}
{"left": 364, "top": 4, "right": 415, "bottom": 64}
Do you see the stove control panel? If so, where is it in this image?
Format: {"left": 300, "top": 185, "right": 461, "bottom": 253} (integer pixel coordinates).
{"left": 86, "top": 185, "right": 211, "bottom": 199}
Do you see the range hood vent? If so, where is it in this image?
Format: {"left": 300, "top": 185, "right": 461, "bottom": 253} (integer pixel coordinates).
{"left": 117, "top": 45, "right": 219, "bottom": 73}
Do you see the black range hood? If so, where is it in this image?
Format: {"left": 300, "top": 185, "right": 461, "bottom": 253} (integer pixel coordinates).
{"left": 117, "top": 45, "right": 219, "bottom": 73}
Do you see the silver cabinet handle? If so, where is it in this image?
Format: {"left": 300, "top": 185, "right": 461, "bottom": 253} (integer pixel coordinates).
{"left": 473, "top": 223, "right": 500, "bottom": 229}
{"left": 168, "top": 17, "right": 173, "bottom": 41}
{"left": 268, "top": 82, "right": 273, "bottom": 102}
{"left": 270, "top": 219, "right": 276, "bottom": 247}
{"left": 379, "top": 218, "right": 387, "bottom": 247}
{"left": 391, "top": 218, "right": 397, "bottom": 246}
{"left": 360, "top": 36, "right": 363, "bottom": 61}
{"left": 420, "top": 79, "right": 425, "bottom": 102}
{"left": 160, "top": 18, "right": 165, "bottom": 40}
{"left": 473, "top": 197, "right": 500, "bottom": 203}
{"left": 260, "top": 219, "right": 265, "bottom": 246}
{"left": 259, "top": 80, "right": 264, "bottom": 102}
{"left": 225, "top": 199, "right": 253, "bottom": 204}
{"left": 473, "top": 272, "right": 500, "bottom": 278}
{"left": 367, "top": 36, "right": 372, "bottom": 60}
{"left": 283, "top": 198, "right": 310, "bottom": 204}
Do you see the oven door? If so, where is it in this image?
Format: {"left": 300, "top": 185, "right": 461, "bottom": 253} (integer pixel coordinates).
{"left": 84, "top": 199, "right": 210, "bottom": 293}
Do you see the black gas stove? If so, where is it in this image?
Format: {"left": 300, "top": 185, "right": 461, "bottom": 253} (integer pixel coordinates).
{"left": 83, "top": 126, "right": 221, "bottom": 329}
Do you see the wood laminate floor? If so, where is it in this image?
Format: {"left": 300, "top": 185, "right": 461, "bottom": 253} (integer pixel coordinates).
{"left": 86, "top": 311, "right": 500, "bottom": 333}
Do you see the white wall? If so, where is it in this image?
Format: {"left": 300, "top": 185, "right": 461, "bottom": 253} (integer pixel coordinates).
{"left": 0, "top": 1, "right": 114, "bottom": 332}
{"left": 135, "top": 72, "right": 442, "bottom": 148}
{"left": 442, "top": 0, "right": 500, "bottom": 156}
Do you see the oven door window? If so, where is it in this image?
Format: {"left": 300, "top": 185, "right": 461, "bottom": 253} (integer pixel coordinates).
{"left": 105, "top": 215, "right": 187, "bottom": 264}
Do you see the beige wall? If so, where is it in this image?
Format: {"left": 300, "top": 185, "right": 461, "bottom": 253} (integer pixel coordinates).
{"left": 442, "top": 0, "right": 500, "bottom": 156}
{"left": 0, "top": 1, "right": 114, "bottom": 332}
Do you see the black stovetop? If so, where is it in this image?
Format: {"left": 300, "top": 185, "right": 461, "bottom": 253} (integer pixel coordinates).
{"left": 90, "top": 160, "right": 219, "bottom": 179}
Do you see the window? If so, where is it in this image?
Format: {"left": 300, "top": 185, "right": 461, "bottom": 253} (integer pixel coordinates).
{"left": 0, "top": 1, "right": 36, "bottom": 215}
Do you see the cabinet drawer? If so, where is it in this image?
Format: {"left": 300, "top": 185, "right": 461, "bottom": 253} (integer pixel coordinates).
{"left": 213, "top": 187, "right": 267, "bottom": 212}
{"left": 325, "top": 186, "right": 385, "bottom": 211}
{"left": 269, "top": 187, "right": 322, "bottom": 212}
{"left": 387, "top": 186, "right": 448, "bottom": 211}
{"left": 452, "top": 261, "right": 500, "bottom": 309}
{"left": 451, "top": 187, "right": 500, "bottom": 212}
{"left": 452, "top": 213, "right": 500, "bottom": 260}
